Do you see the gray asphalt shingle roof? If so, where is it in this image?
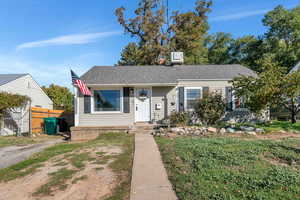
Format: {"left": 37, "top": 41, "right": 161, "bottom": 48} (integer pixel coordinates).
{"left": 0, "top": 74, "right": 27, "bottom": 86}
{"left": 81, "top": 65, "right": 257, "bottom": 85}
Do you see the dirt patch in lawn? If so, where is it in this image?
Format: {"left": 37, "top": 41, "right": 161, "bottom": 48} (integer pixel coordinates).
{"left": 0, "top": 146, "right": 122, "bottom": 200}
{"left": 263, "top": 156, "right": 291, "bottom": 168}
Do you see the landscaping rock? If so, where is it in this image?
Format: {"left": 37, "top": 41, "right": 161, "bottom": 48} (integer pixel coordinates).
{"left": 207, "top": 127, "right": 217, "bottom": 133}
{"left": 245, "top": 131, "right": 257, "bottom": 136}
{"left": 278, "top": 130, "right": 287, "bottom": 134}
{"left": 292, "top": 130, "right": 300, "bottom": 134}
{"left": 255, "top": 128, "right": 264, "bottom": 133}
{"left": 226, "top": 128, "right": 236, "bottom": 133}
{"left": 219, "top": 128, "right": 226, "bottom": 134}
{"left": 240, "top": 126, "right": 255, "bottom": 132}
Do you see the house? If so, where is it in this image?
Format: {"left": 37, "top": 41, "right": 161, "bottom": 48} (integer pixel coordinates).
{"left": 0, "top": 74, "right": 53, "bottom": 135}
{"left": 74, "top": 65, "right": 256, "bottom": 130}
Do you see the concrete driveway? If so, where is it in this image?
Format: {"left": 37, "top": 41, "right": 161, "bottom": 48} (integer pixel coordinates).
{"left": 0, "top": 139, "right": 63, "bottom": 169}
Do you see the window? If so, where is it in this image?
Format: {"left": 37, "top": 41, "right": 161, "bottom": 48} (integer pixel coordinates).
{"left": 185, "top": 87, "right": 202, "bottom": 111}
{"left": 94, "top": 90, "right": 121, "bottom": 112}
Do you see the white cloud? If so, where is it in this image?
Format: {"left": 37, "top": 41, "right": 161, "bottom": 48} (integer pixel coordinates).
{"left": 210, "top": 9, "right": 270, "bottom": 22}
{"left": 16, "top": 31, "right": 122, "bottom": 50}
{"left": 0, "top": 52, "right": 106, "bottom": 89}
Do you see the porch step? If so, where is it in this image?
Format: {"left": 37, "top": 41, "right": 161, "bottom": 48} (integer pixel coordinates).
{"left": 131, "top": 123, "right": 156, "bottom": 134}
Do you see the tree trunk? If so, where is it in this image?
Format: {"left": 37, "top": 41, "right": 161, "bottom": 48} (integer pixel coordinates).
{"left": 291, "top": 111, "right": 297, "bottom": 124}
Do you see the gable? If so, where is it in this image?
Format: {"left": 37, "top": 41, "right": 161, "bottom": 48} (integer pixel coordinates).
{"left": 0, "top": 74, "right": 53, "bottom": 109}
{"left": 0, "top": 74, "right": 27, "bottom": 86}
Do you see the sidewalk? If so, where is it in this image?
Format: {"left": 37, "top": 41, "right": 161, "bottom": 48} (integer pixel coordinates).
{"left": 130, "top": 134, "right": 177, "bottom": 200}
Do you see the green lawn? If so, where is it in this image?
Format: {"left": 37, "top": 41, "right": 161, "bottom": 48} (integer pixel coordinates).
{"left": 0, "top": 135, "right": 61, "bottom": 148}
{"left": 256, "top": 121, "right": 300, "bottom": 133}
{"left": 156, "top": 136, "right": 300, "bottom": 200}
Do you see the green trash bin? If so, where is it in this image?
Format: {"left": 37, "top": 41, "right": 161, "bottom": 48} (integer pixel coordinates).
{"left": 44, "top": 117, "right": 58, "bottom": 135}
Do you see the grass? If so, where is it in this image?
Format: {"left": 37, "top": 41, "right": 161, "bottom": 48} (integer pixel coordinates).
{"left": 255, "top": 121, "right": 300, "bottom": 133}
{"left": 104, "top": 133, "right": 134, "bottom": 200}
{"left": 0, "top": 135, "right": 60, "bottom": 148}
{"left": 156, "top": 136, "right": 300, "bottom": 200}
{"left": 0, "top": 132, "right": 134, "bottom": 200}
{"left": 0, "top": 141, "right": 84, "bottom": 182}
{"left": 72, "top": 175, "right": 88, "bottom": 184}
{"left": 34, "top": 168, "right": 78, "bottom": 196}
{"left": 69, "top": 152, "right": 92, "bottom": 169}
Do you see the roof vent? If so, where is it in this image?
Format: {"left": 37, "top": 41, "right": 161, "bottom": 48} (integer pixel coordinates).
{"left": 171, "top": 52, "right": 184, "bottom": 64}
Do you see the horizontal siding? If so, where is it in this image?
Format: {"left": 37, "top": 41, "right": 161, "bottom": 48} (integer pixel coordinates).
{"left": 0, "top": 75, "right": 53, "bottom": 109}
{"left": 178, "top": 80, "right": 232, "bottom": 98}
{"left": 78, "top": 88, "right": 134, "bottom": 126}
{"left": 152, "top": 86, "right": 176, "bottom": 121}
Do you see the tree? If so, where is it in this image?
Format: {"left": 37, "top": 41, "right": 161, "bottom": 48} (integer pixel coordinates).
{"left": 206, "top": 32, "right": 234, "bottom": 64}
{"left": 118, "top": 43, "right": 142, "bottom": 66}
{"left": 0, "top": 92, "right": 30, "bottom": 116}
{"left": 281, "top": 71, "right": 300, "bottom": 123}
{"left": 194, "top": 92, "right": 226, "bottom": 125}
{"left": 262, "top": 5, "right": 300, "bottom": 71}
{"left": 0, "top": 92, "right": 30, "bottom": 133}
{"left": 115, "top": 0, "right": 212, "bottom": 65}
{"left": 170, "top": 0, "right": 212, "bottom": 64}
{"left": 231, "top": 60, "right": 300, "bottom": 124}
{"left": 42, "top": 84, "right": 73, "bottom": 112}
{"left": 208, "top": 5, "right": 300, "bottom": 73}
{"left": 115, "top": 0, "right": 167, "bottom": 65}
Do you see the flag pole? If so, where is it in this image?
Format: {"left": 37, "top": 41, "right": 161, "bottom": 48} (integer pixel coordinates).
{"left": 70, "top": 68, "right": 79, "bottom": 126}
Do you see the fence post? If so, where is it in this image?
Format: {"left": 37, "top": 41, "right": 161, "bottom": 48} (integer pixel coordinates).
{"left": 29, "top": 104, "right": 32, "bottom": 137}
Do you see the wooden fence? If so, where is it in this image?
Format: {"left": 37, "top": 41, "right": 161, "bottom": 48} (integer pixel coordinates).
{"left": 31, "top": 107, "right": 65, "bottom": 134}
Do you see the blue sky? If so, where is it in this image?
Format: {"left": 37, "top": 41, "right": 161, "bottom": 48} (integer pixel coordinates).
{"left": 0, "top": 0, "right": 298, "bottom": 88}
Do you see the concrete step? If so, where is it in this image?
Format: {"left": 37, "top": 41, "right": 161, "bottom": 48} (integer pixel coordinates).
{"left": 131, "top": 130, "right": 153, "bottom": 134}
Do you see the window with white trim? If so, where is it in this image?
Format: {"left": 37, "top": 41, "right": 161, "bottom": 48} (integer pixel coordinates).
{"left": 185, "top": 87, "right": 202, "bottom": 111}
{"left": 94, "top": 89, "right": 121, "bottom": 112}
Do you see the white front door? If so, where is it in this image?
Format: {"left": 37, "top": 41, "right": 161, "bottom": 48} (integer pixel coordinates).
{"left": 135, "top": 88, "right": 151, "bottom": 122}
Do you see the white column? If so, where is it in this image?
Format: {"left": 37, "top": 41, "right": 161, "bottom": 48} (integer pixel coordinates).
{"left": 74, "top": 87, "right": 79, "bottom": 126}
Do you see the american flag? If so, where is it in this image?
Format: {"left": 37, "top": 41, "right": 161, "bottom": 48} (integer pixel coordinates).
{"left": 71, "top": 70, "right": 92, "bottom": 96}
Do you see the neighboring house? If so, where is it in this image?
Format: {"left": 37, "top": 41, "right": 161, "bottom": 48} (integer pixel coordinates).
{"left": 74, "top": 65, "right": 256, "bottom": 127}
{"left": 0, "top": 74, "right": 53, "bottom": 135}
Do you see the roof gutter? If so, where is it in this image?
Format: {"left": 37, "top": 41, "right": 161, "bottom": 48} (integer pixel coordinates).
{"left": 177, "top": 79, "right": 231, "bottom": 81}
{"left": 86, "top": 83, "right": 178, "bottom": 87}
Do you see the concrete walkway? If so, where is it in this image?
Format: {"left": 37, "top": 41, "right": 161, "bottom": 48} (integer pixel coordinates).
{"left": 0, "top": 139, "right": 63, "bottom": 169}
{"left": 130, "top": 134, "right": 178, "bottom": 200}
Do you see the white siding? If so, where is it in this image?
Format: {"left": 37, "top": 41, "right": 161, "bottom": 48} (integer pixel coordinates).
{"left": 151, "top": 87, "right": 176, "bottom": 121}
{"left": 0, "top": 75, "right": 53, "bottom": 109}
{"left": 78, "top": 87, "right": 135, "bottom": 126}
{"left": 177, "top": 80, "right": 232, "bottom": 98}
{"left": 0, "top": 75, "right": 53, "bottom": 135}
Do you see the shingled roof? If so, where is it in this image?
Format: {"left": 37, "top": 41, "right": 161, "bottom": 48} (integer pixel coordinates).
{"left": 0, "top": 74, "right": 27, "bottom": 86}
{"left": 81, "top": 65, "right": 256, "bottom": 85}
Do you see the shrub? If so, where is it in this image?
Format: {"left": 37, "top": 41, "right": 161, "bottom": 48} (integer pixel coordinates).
{"left": 169, "top": 112, "right": 189, "bottom": 126}
{"left": 194, "top": 92, "right": 226, "bottom": 126}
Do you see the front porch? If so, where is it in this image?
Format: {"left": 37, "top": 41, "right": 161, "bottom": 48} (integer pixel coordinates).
{"left": 70, "top": 122, "right": 159, "bottom": 141}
